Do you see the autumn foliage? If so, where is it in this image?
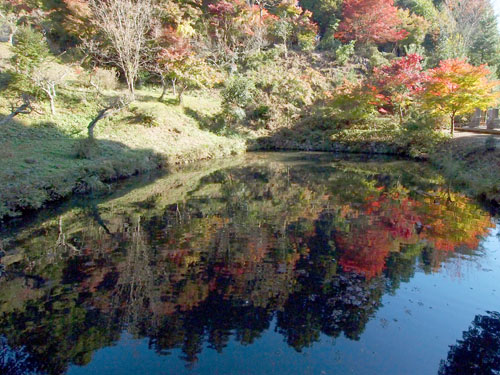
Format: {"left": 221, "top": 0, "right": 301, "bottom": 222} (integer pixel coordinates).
{"left": 421, "top": 58, "right": 499, "bottom": 134}
{"left": 335, "top": 0, "right": 408, "bottom": 44}
{"left": 336, "top": 187, "right": 492, "bottom": 279}
{"left": 372, "top": 54, "right": 427, "bottom": 121}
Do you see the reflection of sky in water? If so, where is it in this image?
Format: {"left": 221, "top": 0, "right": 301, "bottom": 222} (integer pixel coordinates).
{"left": 68, "top": 224, "right": 500, "bottom": 375}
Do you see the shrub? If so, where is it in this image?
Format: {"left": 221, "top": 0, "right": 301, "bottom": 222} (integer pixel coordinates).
{"left": 485, "top": 136, "right": 497, "bottom": 151}
{"left": 400, "top": 112, "right": 447, "bottom": 157}
{"left": 318, "top": 24, "right": 341, "bottom": 51}
{"left": 243, "top": 48, "right": 284, "bottom": 70}
{"left": 130, "top": 105, "right": 161, "bottom": 127}
{"left": 9, "top": 27, "right": 50, "bottom": 92}
{"left": 226, "top": 105, "right": 247, "bottom": 121}
{"left": 253, "top": 105, "right": 271, "bottom": 120}
{"left": 335, "top": 41, "right": 355, "bottom": 65}
{"left": 221, "top": 75, "right": 255, "bottom": 108}
{"left": 10, "top": 27, "right": 50, "bottom": 75}
{"left": 90, "top": 67, "right": 119, "bottom": 90}
{"left": 356, "top": 44, "right": 391, "bottom": 68}
{"left": 297, "top": 31, "right": 317, "bottom": 51}
{"left": 327, "top": 81, "right": 379, "bottom": 125}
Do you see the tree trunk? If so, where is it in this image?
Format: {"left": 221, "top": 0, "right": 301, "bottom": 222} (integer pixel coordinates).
{"left": 159, "top": 76, "right": 167, "bottom": 101}
{"left": 125, "top": 68, "right": 136, "bottom": 100}
{"left": 177, "top": 84, "right": 186, "bottom": 105}
{"left": 50, "top": 85, "right": 57, "bottom": 115}
{"left": 88, "top": 108, "right": 110, "bottom": 139}
{"left": 88, "top": 99, "right": 129, "bottom": 139}
{"left": 450, "top": 114, "right": 455, "bottom": 137}
{"left": 129, "top": 80, "right": 135, "bottom": 100}
{"left": 49, "top": 96, "right": 56, "bottom": 115}
{"left": 398, "top": 106, "right": 403, "bottom": 125}
{"left": 0, "top": 97, "right": 33, "bottom": 125}
{"left": 172, "top": 77, "right": 177, "bottom": 96}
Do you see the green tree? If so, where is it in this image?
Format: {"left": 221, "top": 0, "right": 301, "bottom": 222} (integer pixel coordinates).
{"left": 468, "top": 8, "right": 500, "bottom": 77}
{"left": 10, "top": 26, "right": 50, "bottom": 77}
{"left": 299, "top": 0, "right": 343, "bottom": 34}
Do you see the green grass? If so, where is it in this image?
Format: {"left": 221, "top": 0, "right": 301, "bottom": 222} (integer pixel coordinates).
{"left": 0, "top": 81, "right": 245, "bottom": 219}
{"left": 430, "top": 136, "right": 500, "bottom": 206}
{"left": 2, "top": 39, "right": 497, "bottom": 219}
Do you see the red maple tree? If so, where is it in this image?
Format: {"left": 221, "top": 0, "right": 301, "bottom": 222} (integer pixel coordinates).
{"left": 372, "top": 54, "right": 428, "bottom": 122}
{"left": 335, "top": 0, "right": 408, "bottom": 44}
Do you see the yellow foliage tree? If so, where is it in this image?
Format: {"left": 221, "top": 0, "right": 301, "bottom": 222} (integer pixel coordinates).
{"left": 421, "top": 58, "right": 499, "bottom": 135}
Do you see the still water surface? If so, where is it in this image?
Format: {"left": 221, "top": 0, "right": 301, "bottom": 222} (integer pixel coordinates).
{"left": 0, "top": 152, "right": 499, "bottom": 375}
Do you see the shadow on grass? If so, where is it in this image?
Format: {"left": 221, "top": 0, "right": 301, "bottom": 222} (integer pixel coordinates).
{"left": 0, "top": 71, "right": 12, "bottom": 91}
{"left": 183, "top": 106, "right": 212, "bottom": 127}
{"left": 0, "top": 117, "right": 171, "bottom": 221}
{"left": 160, "top": 97, "right": 180, "bottom": 106}
{"left": 182, "top": 106, "right": 244, "bottom": 138}
{"left": 135, "top": 92, "right": 179, "bottom": 106}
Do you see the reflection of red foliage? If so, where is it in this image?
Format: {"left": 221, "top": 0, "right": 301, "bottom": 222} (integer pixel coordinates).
{"left": 337, "top": 193, "right": 421, "bottom": 279}
{"left": 337, "top": 226, "right": 392, "bottom": 279}
{"left": 379, "top": 197, "right": 421, "bottom": 240}
{"left": 337, "top": 193, "right": 421, "bottom": 278}
{"left": 420, "top": 196, "right": 493, "bottom": 252}
{"left": 336, "top": 191, "right": 492, "bottom": 279}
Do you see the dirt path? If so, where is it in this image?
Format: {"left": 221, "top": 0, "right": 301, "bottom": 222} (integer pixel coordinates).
{"left": 453, "top": 130, "right": 500, "bottom": 148}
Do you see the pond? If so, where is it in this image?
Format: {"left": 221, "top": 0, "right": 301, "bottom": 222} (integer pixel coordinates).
{"left": 0, "top": 152, "right": 499, "bottom": 375}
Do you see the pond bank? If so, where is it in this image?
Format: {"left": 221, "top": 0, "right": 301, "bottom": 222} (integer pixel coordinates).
{"left": 0, "top": 90, "right": 246, "bottom": 220}
{"left": 255, "top": 125, "right": 500, "bottom": 209}
{"left": 430, "top": 132, "right": 500, "bottom": 210}
{"left": 2, "top": 111, "right": 499, "bottom": 221}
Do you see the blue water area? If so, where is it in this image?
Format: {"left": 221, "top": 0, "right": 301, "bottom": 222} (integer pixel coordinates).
{"left": 67, "top": 227, "right": 500, "bottom": 375}
{"left": 0, "top": 153, "right": 499, "bottom": 375}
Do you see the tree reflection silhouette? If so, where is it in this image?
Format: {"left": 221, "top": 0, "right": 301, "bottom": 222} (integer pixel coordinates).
{"left": 439, "top": 311, "right": 500, "bottom": 375}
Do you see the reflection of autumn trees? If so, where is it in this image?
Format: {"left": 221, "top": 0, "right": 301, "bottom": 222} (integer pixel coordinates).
{"left": 334, "top": 186, "right": 492, "bottom": 279}
{"left": 0, "top": 155, "right": 494, "bottom": 372}
{"left": 420, "top": 192, "right": 493, "bottom": 251}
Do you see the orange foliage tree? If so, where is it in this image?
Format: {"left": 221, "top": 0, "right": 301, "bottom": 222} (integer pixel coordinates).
{"left": 335, "top": 0, "right": 408, "bottom": 44}
{"left": 421, "top": 58, "right": 499, "bottom": 135}
{"left": 149, "top": 27, "right": 193, "bottom": 101}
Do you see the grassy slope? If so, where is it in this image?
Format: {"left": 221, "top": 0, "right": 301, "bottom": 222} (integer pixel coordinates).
{"left": 1, "top": 39, "right": 498, "bottom": 219}
{"left": 0, "top": 42, "right": 245, "bottom": 219}
{"left": 430, "top": 134, "right": 500, "bottom": 206}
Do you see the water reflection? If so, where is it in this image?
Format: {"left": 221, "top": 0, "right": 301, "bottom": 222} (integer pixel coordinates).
{"left": 439, "top": 311, "right": 500, "bottom": 375}
{"left": 0, "top": 153, "right": 495, "bottom": 374}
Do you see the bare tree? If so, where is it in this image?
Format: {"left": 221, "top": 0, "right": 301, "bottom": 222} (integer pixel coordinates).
{"left": 0, "top": 9, "right": 18, "bottom": 45}
{"left": 86, "top": 0, "right": 156, "bottom": 99}
{"left": 88, "top": 95, "right": 130, "bottom": 139}
{"left": 443, "top": 0, "right": 488, "bottom": 50}
{"left": 31, "top": 61, "right": 72, "bottom": 115}
{"left": 193, "top": 20, "right": 269, "bottom": 71}
{"left": 0, "top": 94, "right": 35, "bottom": 125}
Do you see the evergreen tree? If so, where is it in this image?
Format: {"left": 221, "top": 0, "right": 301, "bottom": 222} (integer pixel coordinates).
{"left": 469, "top": 7, "right": 500, "bottom": 77}
{"left": 10, "top": 27, "right": 50, "bottom": 76}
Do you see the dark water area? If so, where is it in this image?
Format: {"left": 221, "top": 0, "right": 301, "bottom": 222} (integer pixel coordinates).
{"left": 0, "top": 152, "right": 499, "bottom": 375}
